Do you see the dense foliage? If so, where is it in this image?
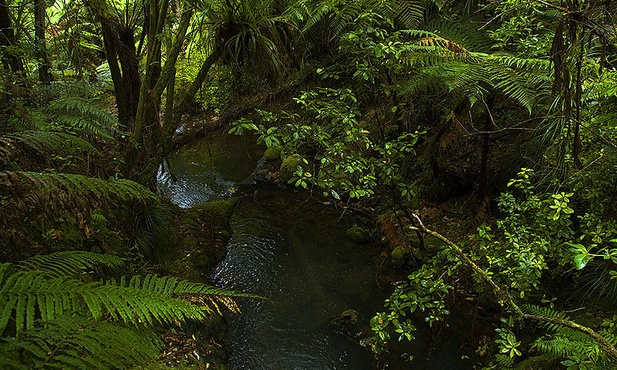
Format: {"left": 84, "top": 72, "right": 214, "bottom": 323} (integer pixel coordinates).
{"left": 2, "top": 0, "right": 617, "bottom": 368}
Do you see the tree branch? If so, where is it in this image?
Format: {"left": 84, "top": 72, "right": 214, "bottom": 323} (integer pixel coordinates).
{"left": 409, "top": 213, "right": 617, "bottom": 361}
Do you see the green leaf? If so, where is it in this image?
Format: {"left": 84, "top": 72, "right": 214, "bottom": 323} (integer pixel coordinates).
{"left": 574, "top": 253, "right": 591, "bottom": 270}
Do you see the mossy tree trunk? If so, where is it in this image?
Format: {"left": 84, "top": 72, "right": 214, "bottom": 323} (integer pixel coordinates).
{"left": 122, "top": 4, "right": 194, "bottom": 184}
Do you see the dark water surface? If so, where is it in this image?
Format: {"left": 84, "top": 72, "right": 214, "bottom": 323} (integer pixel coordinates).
{"left": 212, "top": 191, "right": 379, "bottom": 369}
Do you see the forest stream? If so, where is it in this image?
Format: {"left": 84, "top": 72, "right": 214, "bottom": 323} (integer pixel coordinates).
{"left": 158, "top": 130, "right": 471, "bottom": 369}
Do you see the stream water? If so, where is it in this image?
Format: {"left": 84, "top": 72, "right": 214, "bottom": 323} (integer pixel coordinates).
{"left": 158, "top": 130, "right": 473, "bottom": 369}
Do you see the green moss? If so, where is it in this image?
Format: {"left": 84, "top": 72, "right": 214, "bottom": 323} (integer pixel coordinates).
{"left": 391, "top": 246, "right": 411, "bottom": 267}
{"left": 165, "top": 198, "right": 238, "bottom": 280}
{"left": 190, "top": 198, "right": 238, "bottom": 221}
{"left": 280, "top": 154, "right": 309, "bottom": 184}
{"left": 345, "top": 224, "right": 371, "bottom": 243}
{"left": 262, "top": 146, "right": 282, "bottom": 161}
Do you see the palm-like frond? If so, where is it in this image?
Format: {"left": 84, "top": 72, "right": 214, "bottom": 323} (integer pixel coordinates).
{"left": 17, "top": 251, "right": 125, "bottom": 278}
{"left": 0, "top": 171, "right": 157, "bottom": 210}
{"left": 0, "top": 269, "right": 249, "bottom": 334}
{"left": 0, "top": 316, "right": 160, "bottom": 370}
{"left": 47, "top": 96, "right": 118, "bottom": 140}
{"left": 0, "top": 131, "right": 100, "bottom": 171}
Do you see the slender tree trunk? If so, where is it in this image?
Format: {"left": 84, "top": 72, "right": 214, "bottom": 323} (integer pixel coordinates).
{"left": 99, "top": 18, "right": 132, "bottom": 128}
{"left": 0, "top": 0, "right": 24, "bottom": 77}
{"left": 34, "top": 0, "right": 52, "bottom": 83}
{"left": 166, "top": 48, "right": 222, "bottom": 133}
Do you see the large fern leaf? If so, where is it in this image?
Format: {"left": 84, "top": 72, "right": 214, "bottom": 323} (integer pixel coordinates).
{"left": 0, "top": 268, "right": 253, "bottom": 334}
{"left": 17, "top": 251, "right": 125, "bottom": 278}
{"left": 0, "top": 130, "right": 99, "bottom": 157}
{"left": 0, "top": 131, "right": 100, "bottom": 171}
{"left": 47, "top": 96, "right": 118, "bottom": 140}
{"left": 0, "top": 316, "right": 160, "bottom": 370}
{"left": 0, "top": 171, "right": 157, "bottom": 215}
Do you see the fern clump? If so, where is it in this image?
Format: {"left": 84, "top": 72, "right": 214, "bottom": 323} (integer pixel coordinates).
{"left": 0, "top": 131, "right": 100, "bottom": 172}
{"left": 47, "top": 96, "right": 119, "bottom": 140}
{"left": 0, "top": 251, "right": 253, "bottom": 369}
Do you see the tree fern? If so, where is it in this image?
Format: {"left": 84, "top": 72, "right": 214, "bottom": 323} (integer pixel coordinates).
{"left": 396, "top": 48, "right": 550, "bottom": 113}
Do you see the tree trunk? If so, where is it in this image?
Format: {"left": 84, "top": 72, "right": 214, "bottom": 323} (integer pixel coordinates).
{"left": 0, "top": 0, "right": 24, "bottom": 77}
{"left": 166, "top": 47, "right": 222, "bottom": 134}
{"left": 117, "top": 25, "right": 141, "bottom": 122}
{"left": 122, "top": 7, "right": 193, "bottom": 183}
{"left": 34, "top": 0, "right": 52, "bottom": 83}
{"left": 99, "top": 18, "right": 132, "bottom": 128}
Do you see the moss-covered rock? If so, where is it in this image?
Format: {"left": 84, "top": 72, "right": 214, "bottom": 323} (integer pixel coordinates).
{"left": 329, "top": 309, "right": 359, "bottom": 327}
{"left": 162, "top": 198, "right": 239, "bottom": 280}
{"left": 391, "top": 246, "right": 411, "bottom": 267}
{"left": 345, "top": 224, "right": 371, "bottom": 243}
{"left": 262, "top": 146, "right": 282, "bottom": 161}
{"left": 280, "top": 154, "right": 309, "bottom": 184}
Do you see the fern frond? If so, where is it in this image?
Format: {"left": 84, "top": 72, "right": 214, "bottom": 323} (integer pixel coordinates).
{"left": 600, "top": 330, "right": 617, "bottom": 346}
{"left": 390, "top": 0, "right": 424, "bottom": 28}
{"left": 0, "top": 267, "right": 253, "bottom": 334}
{"left": 486, "top": 55, "right": 551, "bottom": 73}
{"left": 0, "top": 131, "right": 100, "bottom": 171}
{"left": 494, "top": 353, "right": 515, "bottom": 367}
{"left": 532, "top": 332, "right": 601, "bottom": 361}
{"left": 486, "top": 64, "right": 540, "bottom": 112}
{"left": 18, "top": 251, "right": 125, "bottom": 278}
{"left": 0, "top": 171, "right": 157, "bottom": 214}
{"left": 419, "top": 36, "right": 471, "bottom": 56}
{"left": 0, "top": 316, "right": 160, "bottom": 370}
{"left": 0, "top": 131, "right": 99, "bottom": 157}
{"left": 426, "top": 18, "right": 494, "bottom": 52}
{"left": 522, "top": 304, "right": 570, "bottom": 332}
{"left": 47, "top": 96, "right": 118, "bottom": 140}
